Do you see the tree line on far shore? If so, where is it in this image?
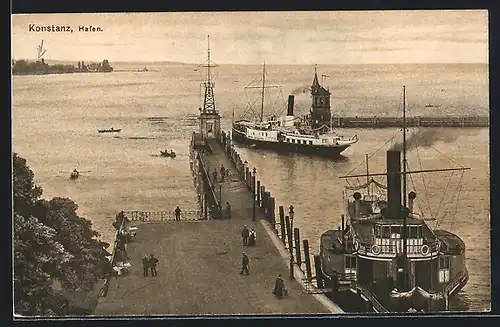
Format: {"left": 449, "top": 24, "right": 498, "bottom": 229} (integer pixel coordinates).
{"left": 12, "top": 59, "right": 113, "bottom": 75}
{"left": 13, "top": 153, "right": 112, "bottom": 316}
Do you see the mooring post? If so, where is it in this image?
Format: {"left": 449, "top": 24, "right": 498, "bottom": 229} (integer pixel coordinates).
{"left": 252, "top": 168, "right": 256, "bottom": 221}
{"left": 204, "top": 192, "right": 208, "bottom": 219}
{"left": 314, "top": 254, "right": 324, "bottom": 289}
{"left": 285, "top": 216, "right": 293, "bottom": 254}
{"left": 269, "top": 197, "right": 276, "bottom": 226}
{"left": 285, "top": 216, "right": 294, "bottom": 279}
{"left": 279, "top": 206, "right": 285, "bottom": 241}
{"left": 294, "top": 228, "right": 301, "bottom": 265}
{"left": 303, "top": 239, "right": 312, "bottom": 280}
{"left": 260, "top": 185, "right": 265, "bottom": 208}
{"left": 256, "top": 180, "right": 261, "bottom": 207}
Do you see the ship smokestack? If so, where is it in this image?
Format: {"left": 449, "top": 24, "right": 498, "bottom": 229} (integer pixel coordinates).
{"left": 353, "top": 192, "right": 362, "bottom": 218}
{"left": 386, "top": 150, "right": 402, "bottom": 218}
{"left": 287, "top": 95, "right": 295, "bottom": 116}
{"left": 408, "top": 191, "right": 416, "bottom": 214}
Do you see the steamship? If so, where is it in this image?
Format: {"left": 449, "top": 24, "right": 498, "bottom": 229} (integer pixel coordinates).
{"left": 231, "top": 64, "right": 358, "bottom": 158}
{"left": 318, "top": 86, "right": 469, "bottom": 312}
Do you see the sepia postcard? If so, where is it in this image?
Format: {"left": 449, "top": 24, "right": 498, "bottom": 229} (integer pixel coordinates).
{"left": 11, "top": 10, "right": 490, "bottom": 318}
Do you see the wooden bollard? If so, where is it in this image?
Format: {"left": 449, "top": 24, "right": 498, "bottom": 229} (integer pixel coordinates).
{"left": 303, "top": 239, "right": 312, "bottom": 280}
{"left": 204, "top": 192, "right": 208, "bottom": 219}
{"left": 270, "top": 197, "right": 276, "bottom": 225}
{"left": 279, "top": 206, "right": 285, "bottom": 242}
{"left": 256, "top": 180, "right": 261, "bottom": 206}
{"left": 313, "top": 254, "right": 324, "bottom": 289}
{"left": 261, "top": 188, "right": 267, "bottom": 209}
{"left": 263, "top": 192, "right": 269, "bottom": 212}
{"left": 285, "top": 216, "right": 293, "bottom": 254}
{"left": 293, "top": 228, "right": 301, "bottom": 265}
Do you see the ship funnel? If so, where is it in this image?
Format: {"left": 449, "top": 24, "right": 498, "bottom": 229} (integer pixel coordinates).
{"left": 287, "top": 95, "right": 295, "bottom": 116}
{"left": 353, "top": 192, "right": 362, "bottom": 218}
{"left": 386, "top": 150, "right": 402, "bottom": 218}
{"left": 408, "top": 191, "right": 416, "bottom": 214}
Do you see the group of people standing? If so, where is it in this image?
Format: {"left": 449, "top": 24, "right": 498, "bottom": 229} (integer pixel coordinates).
{"left": 212, "top": 164, "right": 228, "bottom": 183}
{"left": 141, "top": 254, "right": 159, "bottom": 277}
{"left": 241, "top": 225, "right": 257, "bottom": 246}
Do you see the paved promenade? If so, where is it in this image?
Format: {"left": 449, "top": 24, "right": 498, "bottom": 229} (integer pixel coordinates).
{"left": 94, "top": 139, "right": 340, "bottom": 315}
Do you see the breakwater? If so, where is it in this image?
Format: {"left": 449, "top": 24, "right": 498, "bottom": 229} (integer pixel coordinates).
{"left": 328, "top": 116, "right": 488, "bottom": 128}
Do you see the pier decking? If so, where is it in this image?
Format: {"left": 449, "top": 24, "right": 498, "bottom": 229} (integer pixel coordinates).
{"left": 93, "top": 133, "right": 342, "bottom": 316}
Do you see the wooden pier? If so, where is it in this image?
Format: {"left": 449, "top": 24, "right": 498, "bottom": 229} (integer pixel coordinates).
{"left": 92, "top": 130, "right": 343, "bottom": 315}
{"left": 328, "top": 115, "right": 488, "bottom": 128}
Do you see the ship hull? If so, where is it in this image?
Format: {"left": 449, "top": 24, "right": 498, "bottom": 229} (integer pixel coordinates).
{"left": 231, "top": 128, "right": 350, "bottom": 158}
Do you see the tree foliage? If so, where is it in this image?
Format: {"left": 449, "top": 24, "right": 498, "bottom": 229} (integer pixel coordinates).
{"left": 13, "top": 153, "right": 112, "bottom": 316}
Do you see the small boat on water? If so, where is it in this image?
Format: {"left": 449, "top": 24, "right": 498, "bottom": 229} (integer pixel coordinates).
{"left": 70, "top": 170, "right": 79, "bottom": 179}
{"left": 160, "top": 149, "right": 176, "bottom": 158}
{"left": 98, "top": 127, "right": 121, "bottom": 133}
{"left": 61, "top": 169, "right": 91, "bottom": 180}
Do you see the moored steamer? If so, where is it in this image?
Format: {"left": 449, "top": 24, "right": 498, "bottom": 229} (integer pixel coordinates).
{"left": 317, "top": 86, "right": 469, "bottom": 312}
{"left": 232, "top": 65, "right": 357, "bottom": 158}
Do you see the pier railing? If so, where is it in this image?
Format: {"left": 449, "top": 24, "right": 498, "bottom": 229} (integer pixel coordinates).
{"left": 123, "top": 210, "right": 203, "bottom": 222}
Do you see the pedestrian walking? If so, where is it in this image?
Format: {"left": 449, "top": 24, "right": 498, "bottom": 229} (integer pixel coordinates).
{"left": 241, "top": 225, "right": 250, "bottom": 245}
{"left": 240, "top": 252, "right": 250, "bottom": 275}
{"left": 149, "top": 254, "right": 159, "bottom": 277}
{"left": 213, "top": 169, "right": 218, "bottom": 183}
{"left": 225, "top": 201, "right": 232, "bottom": 219}
{"left": 141, "top": 255, "right": 150, "bottom": 277}
{"left": 273, "top": 274, "right": 287, "bottom": 298}
{"left": 220, "top": 165, "right": 226, "bottom": 181}
{"left": 174, "top": 205, "right": 181, "bottom": 221}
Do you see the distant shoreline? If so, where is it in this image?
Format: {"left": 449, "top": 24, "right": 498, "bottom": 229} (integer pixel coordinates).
{"left": 11, "top": 59, "right": 488, "bottom": 67}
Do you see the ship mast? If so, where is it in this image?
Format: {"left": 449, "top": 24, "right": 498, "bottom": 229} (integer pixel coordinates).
{"left": 261, "top": 62, "right": 266, "bottom": 122}
{"left": 244, "top": 62, "right": 280, "bottom": 122}
{"left": 402, "top": 85, "right": 408, "bottom": 260}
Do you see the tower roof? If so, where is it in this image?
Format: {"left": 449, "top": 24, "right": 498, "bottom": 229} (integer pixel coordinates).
{"left": 312, "top": 71, "right": 321, "bottom": 92}
{"left": 311, "top": 65, "right": 330, "bottom": 95}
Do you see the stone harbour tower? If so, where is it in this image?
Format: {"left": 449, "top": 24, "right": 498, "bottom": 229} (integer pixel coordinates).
{"left": 309, "top": 65, "right": 331, "bottom": 129}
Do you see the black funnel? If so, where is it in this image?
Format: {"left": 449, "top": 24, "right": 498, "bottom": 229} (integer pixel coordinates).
{"left": 386, "top": 150, "right": 402, "bottom": 218}
{"left": 287, "top": 95, "right": 295, "bottom": 116}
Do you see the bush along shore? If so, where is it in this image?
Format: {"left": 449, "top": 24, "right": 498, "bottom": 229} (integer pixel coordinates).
{"left": 13, "top": 153, "right": 112, "bottom": 316}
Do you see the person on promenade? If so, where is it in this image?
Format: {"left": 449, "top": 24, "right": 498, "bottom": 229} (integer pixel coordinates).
{"left": 273, "top": 274, "right": 287, "bottom": 298}
{"left": 149, "top": 254, "right": 159, "bottom": 277}
{"left": 225, "top": 202, "right": 232, "bottom": 219}
{"left": 174, "top": 206, "right": 181, "bottom": 221}
{"left": 220, "top": 165, "right": 226, "bottom": 182}
{"left": 240, "top": 252, "right": 250, "bottom": 275}
{"left": 241, "top": 225, "right": 250, "bottom": 245}
{"left": 248, "top": 229, "right": 257, "bottom": 246}
{"left": 213, "top": 169, "right": 218, "bottom": 183}
{"left": 141, "top": 255, "right": 150, "bottom": 277}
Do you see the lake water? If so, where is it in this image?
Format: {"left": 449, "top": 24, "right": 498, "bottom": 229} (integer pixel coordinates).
{"left": 12, "top": 62, "right": 490, "bottom": 312}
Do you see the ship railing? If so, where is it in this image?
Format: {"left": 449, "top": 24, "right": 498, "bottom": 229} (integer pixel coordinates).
{"left": 123, "top": 210, "right": 203, "bottom": 222}
{"left": 356, "top": 238, "right": 440, "bottom": 256}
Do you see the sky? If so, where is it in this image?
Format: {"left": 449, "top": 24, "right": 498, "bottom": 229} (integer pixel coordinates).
{"left": 11, "top": 10, "right": 488, "bottom": 65}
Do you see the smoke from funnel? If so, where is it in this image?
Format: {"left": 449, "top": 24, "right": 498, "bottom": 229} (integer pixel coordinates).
{"left": 390, "top": 128, "right": 464, "bottom": 152}
{"left": 290, "top": 85, "right": 309, "bottom": 95}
